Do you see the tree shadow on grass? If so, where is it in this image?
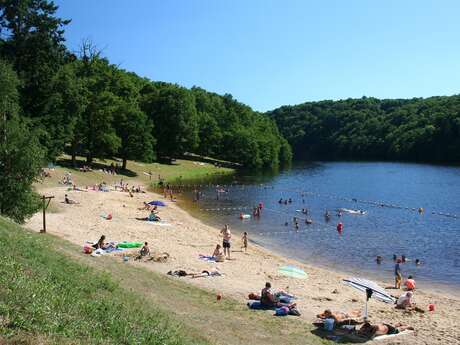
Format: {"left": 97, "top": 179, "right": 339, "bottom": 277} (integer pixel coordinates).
{"left": 56, "top": 157, "right": 138, "bottom": 178}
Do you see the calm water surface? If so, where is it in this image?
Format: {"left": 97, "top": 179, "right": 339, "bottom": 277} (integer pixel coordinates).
{"left": 178, "top": 162, "right": 460, "bottom": 291}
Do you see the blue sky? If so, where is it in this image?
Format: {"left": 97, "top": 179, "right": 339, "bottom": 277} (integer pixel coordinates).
{"left": 55, "top": 0, "right": 460, "bottom": 111}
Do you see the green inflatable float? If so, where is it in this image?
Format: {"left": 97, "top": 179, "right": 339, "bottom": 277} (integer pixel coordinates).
{"left": 117, "top": 241, "right": 143, "bottom": 249}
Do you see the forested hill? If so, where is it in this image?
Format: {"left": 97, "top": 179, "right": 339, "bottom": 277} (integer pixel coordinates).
{"left": 0, "top": 1, "right": 291, "bottom": 170}
{"left": 267, "top": 96, "right": 460, "bottom": 163}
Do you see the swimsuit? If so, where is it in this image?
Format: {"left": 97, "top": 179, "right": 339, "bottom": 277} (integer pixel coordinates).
{"left": 384, "top": 324, "right": 399, "bottom": 335}
{"left": 223, "top": 239, "right": 231, "bottom": 248}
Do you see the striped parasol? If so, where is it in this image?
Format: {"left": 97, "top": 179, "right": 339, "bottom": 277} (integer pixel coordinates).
{"left": 342, "top": 277, "right": 396, "bottom": 319}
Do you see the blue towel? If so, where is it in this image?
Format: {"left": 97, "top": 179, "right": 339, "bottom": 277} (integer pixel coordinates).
{"left": 199, "top": 255, "right": 216, "bottom": 262}
{"left": 247, "top": 301, "right": 276, "bottom": 310}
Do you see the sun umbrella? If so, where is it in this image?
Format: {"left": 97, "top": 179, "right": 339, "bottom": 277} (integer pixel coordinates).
{"left": 148, "top": 200, "right": 166, "bottom": 207}
{"left": 342, "top": 277, "right": 396, "bottom": 320}
{"left": 278, "top": 265, "right": 308, "bottom": 279}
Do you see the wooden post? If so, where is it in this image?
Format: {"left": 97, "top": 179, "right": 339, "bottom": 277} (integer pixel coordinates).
{"left": 40, "top": 195, "right": 55, "bottom": 233}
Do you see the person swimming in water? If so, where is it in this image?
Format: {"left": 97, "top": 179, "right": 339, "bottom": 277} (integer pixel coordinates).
{"left": 337, "top": 222, "right": 343, "bottom": 234}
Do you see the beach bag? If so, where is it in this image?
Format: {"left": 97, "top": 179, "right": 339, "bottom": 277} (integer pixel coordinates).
{"left": 83, "top": 244, "right": 92, "bottom": 254}
{"left": 324, "top": 318, "right": 335, "bottom": 331}
{"left": 275, "top": 306, "right": 289, "bottom": 316}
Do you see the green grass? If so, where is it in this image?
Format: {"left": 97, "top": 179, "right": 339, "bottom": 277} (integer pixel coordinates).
{"left": 40, "top": 155, "right": 234, "bottom": 188}
{"left": 0, "top": 217, "right": 331, "bottom": 345}
{"left": 0, "top": 217, "right": 208, "bottom": 345}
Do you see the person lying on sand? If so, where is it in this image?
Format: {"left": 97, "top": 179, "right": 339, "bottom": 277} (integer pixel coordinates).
{"left": 138, "top": 202, "right": 157, "bottom": 211}
{"left": 357, "top": 322, "right": 413, "bottom": 338}
{"left": 317, "top": 309, "right": 362, "bottom": 322}
{"left": 136, "top": 210, "right": 160, "bottom": 222}
{"left": 72, "top": 184, "right": 87, "bottom": 192}
{"left": 64, "top": 194, "right": 79, "bottom": 204}
{"left": 138, "top": 202, "right": 150, "bottom": 210}
{"left": 190, "top": 269, "right": 222, "bottom": 278}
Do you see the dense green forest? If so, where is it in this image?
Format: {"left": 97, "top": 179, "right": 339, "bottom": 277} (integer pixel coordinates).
{"left": 268, "top": 96, "right": 460, "bottom": 163}
{"left": 0, "top": 0, "right": 291, "bottom": 171}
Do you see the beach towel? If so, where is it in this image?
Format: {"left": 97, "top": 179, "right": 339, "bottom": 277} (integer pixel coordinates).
{"left": 275, "top": 293, "right": 295, "bottom": 304}
{"left": 146, "top": 221, "right": 172, "bottom": 226}
{"left": 374, "top": 330, "right": 414, "bottom": 341}
{"left": 199, "top": 254, "right": 216, "bottom": 262}
{"left": 247, "top": 301, "right": 276, "bottom": 310}
{"left": 104, "top": 245, "right": 123, "bottom": 253}
{"left": 91, "top": 248, "right": 106, "bottom": 257}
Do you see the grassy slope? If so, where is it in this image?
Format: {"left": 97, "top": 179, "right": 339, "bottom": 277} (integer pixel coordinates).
{"left": 41, "top": 155, "right": 234, "bottom": 188}
{"left": 0, "top": 217, "right": 208, "bottom": 345}
{"left": 0, "top": 218, "right": 329, "bottom": 345}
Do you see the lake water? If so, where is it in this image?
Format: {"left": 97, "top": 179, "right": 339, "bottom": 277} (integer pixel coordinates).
{"left": 177, "top": 162, "right": 460, "bottom": 291}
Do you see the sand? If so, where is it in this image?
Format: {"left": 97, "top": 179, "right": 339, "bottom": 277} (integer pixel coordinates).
{"left": 27, "top": 184, "right": 460, "bottom": 345}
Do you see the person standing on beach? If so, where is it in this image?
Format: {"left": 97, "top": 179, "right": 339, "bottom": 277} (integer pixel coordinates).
{"left": 241, "top": 232, "right": 248, "bottom": 252}
{"left": 395, "top": 259, "right": 402, "bottom": 289}
{"left": 220, "top": 224, "right": 232, "bottom": 259}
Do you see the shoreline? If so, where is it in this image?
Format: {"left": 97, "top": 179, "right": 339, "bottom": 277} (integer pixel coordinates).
{"left": 26, "top": 183, "right": 460, "bottom": 345}
{"left": 176, "top": 195, "right": 460, "bottom": 298}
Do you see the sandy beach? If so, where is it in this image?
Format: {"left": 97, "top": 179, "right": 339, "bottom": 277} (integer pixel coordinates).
{"left": 27, "top": 183, "right": 460, "bottom": 345}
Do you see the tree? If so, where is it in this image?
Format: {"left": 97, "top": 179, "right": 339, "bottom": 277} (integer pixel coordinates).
{"left": 114, "top": 102, "right": 155, "bottom": 170}
{"left": 0, "top": 60, "right": 44, "bottom": 223}
{"left": 144, "top": 85, "right": 199, "bottom": 161}
{"left": 74, "top": 52, "right": 121, "bottom": 164}
{"left": 0, "top": 0, "right": 70, "bottom": 118}
{"left": 44, "top": 61, "right": 87, "bottom": 163}
{"left": 268, "top": 95, "right": 460, "bottom": 163}
{"left": 81, "top": 89, "right": 121, "bottom": 164}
